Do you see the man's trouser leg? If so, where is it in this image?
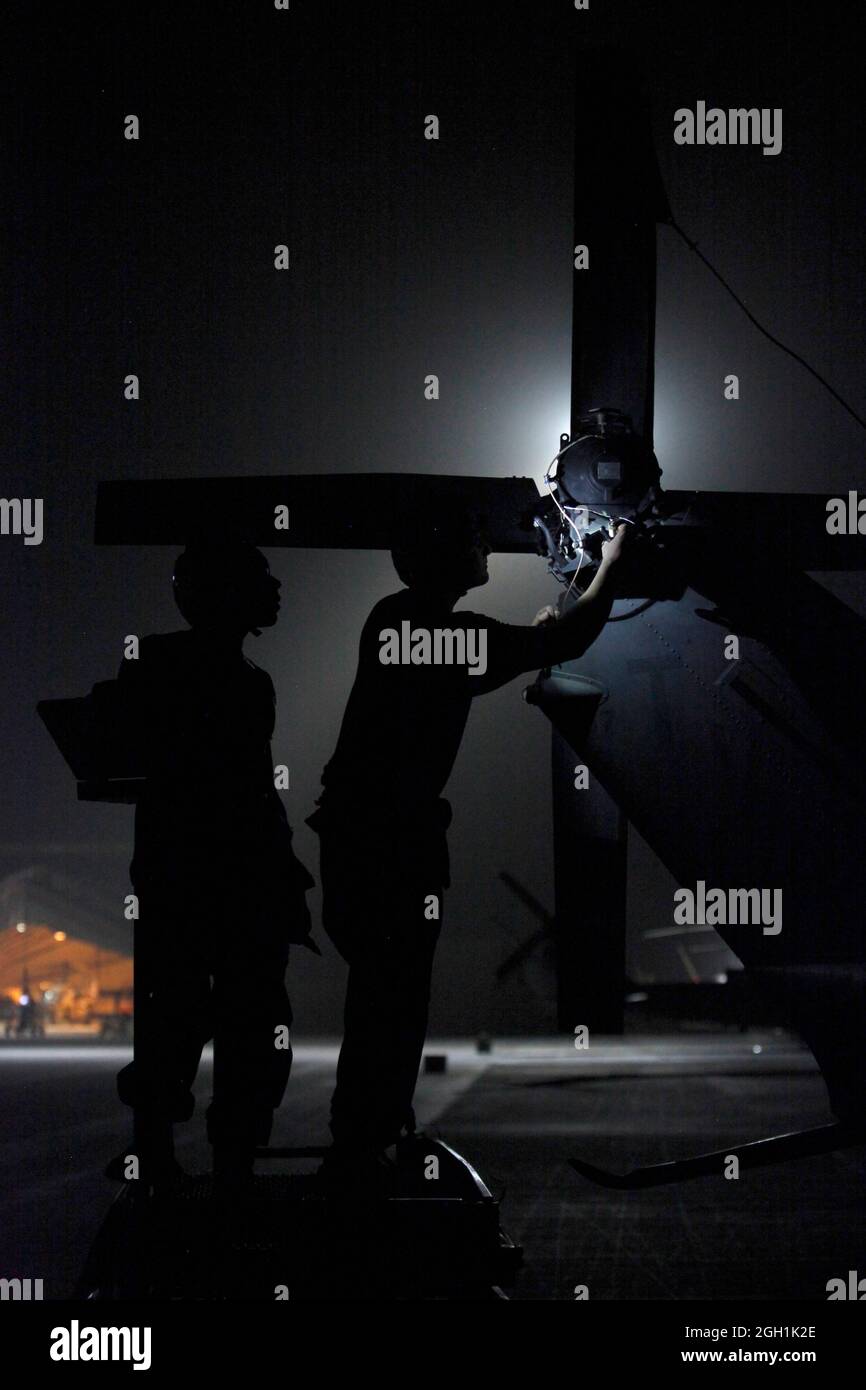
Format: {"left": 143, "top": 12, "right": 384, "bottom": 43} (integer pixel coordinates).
{"left": 321, "top": 840, "right": 443, "bottom": 1151}
{"left": 117, "top": 904, "right": 212, "bottom": 1148}
{"left": 206, "top": 922, "right": 293, "bottom": 1155}
{"left": 333, "top": 918, "right": 440, "bottom": 1149}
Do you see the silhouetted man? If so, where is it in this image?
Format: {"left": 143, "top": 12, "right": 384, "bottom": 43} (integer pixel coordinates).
{"left": 307, "top": 508, "right": 628, "bottom": 1189}
{"left": 111, "top": 543, "right": 316, "bottom": 1187}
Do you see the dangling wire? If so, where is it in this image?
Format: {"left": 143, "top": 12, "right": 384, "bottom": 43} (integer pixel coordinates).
{"left": 607, "top": 597, "right": 658, "bottom": 623}
{"left": 562, "top": 543, "right": 587, "bottom": 604}
{"left": 668, "top": 217, "right": 866, "bottom": 433}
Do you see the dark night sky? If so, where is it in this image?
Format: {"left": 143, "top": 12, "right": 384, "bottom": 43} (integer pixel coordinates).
{"left": 1, "top": 1, "right": 864, "bottom": 1030}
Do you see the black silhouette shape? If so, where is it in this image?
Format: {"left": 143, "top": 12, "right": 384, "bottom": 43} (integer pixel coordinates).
{"left": 308, "top": 507, "right": 627, "bottom": 1182}
{"left": 111, "top": 543, "right": 316, "bottom": 1188}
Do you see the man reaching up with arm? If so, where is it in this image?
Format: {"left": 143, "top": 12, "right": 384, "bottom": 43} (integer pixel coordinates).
{"left": 307, "top": 507, "right": 629, "bottom": 1192}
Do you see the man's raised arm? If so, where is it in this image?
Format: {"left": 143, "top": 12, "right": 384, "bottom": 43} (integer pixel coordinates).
{"left": 531, "top": 523, "right": 630, "bottom": 667}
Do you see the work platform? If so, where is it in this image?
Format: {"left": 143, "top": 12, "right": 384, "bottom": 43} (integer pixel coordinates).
{"left": 76, "top": 1137, "right": 522, "bottom": 1301}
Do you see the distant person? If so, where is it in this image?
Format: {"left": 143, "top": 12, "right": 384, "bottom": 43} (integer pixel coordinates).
{"left": 109, "top": 543, "right": 317, "bottom": 1189}
{"left": 307, "top": 508, "right": 629, "bottom": 1189}
{"left": 16, "top": 992, "right": 42, "bottom": 1037}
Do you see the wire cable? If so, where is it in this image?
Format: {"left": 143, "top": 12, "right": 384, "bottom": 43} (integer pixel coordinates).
{"left": 667, "top": 217, "right": 866, "bottom": 433}
{"left": 606, "top": 597, "right": 658, "bottom": 623}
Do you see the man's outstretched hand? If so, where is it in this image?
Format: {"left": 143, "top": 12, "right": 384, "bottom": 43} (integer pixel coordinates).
{"left": 600, "top": 521, "right": 631, "bottom": 567}
{"left": 531, "top": 523, "right": 631, "bottom": 626}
